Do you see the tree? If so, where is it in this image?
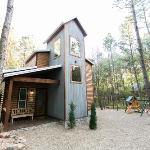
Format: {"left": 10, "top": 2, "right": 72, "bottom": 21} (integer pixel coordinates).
{"left": 131, "top": 0, "right": 150, "bottom": 101}
{"left": 103, "top": 33, "right": 116, "bottom": 108}
{"left": 68, "top": 102, "right": 76, "bottom": 129}
{"left": 0, "top": 0, "right": 14, "bottom": 131}
{"left": 89, "top": 103, "right": 97, "bottom": 129}
{"left": 17, "top": 36, "right": 36, "bottom": 67}
{"left": 114, "top": 0, "right": 150, "bottom": 102}
{"left": 0, "top": 0, "right": 14, "bottom": 78}
{"left": 119, "top": 17, "right": 141, "bottom": 97}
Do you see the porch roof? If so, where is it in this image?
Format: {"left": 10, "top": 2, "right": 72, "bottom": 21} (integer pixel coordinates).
{"left": 3, "top": 65, "right": 62, "bottom": 79}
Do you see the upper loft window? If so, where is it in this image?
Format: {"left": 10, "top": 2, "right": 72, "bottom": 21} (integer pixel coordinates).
{"left": 54, "top": 38, "right": 61, "bottom": 57}
{"left": 70, "top": 37, "right": 80, "bottom": 57}
{"left": 71, "top": 65, "right": 81, "bottom": 83}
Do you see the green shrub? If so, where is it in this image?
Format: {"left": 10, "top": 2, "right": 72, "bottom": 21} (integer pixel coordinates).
{"left": 89, "top": 103, "right": 97, "bottom": 129}
{"left": 68, "top": 102, "right": 76, "bottom": 129}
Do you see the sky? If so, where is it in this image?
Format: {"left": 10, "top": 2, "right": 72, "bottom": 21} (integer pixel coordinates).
{"left": 0, "top": 0, "right": 127, "bottom": 58}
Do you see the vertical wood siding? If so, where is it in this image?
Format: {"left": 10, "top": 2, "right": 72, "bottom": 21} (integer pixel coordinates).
{"left": 65, "top": 21, "right": 87, "bottom": 119}
{"left": 25, "top": 55, "right": 36, "bottom": 67}
{"left": 25, "top": 52, "right": 49, "bottom": 68}
{"left": 86, "top": 62, "right": 94, "bottom": 110}
{"left": 46, "top": 30, "right": 65, "bottom": 120}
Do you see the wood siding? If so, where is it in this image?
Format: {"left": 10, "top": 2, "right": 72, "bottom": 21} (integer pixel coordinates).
{"left": 25, "top": 52, "right": 49, "bottom": 68}
{"left": 11, "top": 83, "right": 36, "bottom": 111}
{"left": 86, "top": 62, "right": 94, "bottom": 111}
{"left": 37, "top": 52, "right": 49, "bottom": 68}
{"left": 25, "top": 55, "right": 36, "bottom": 67}
{"left": 65, "top": 21, "right": 87, "bottom": 119}
{"left": 3, "top": 82, "right": 48, "bottom": 116}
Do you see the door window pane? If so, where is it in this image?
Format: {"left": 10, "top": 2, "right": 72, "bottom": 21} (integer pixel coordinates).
{"left": 18, "top": 88, "right": 27, "bottom": 108}
{"left": 18, "top": 101, "right": 26, "bottom": 108}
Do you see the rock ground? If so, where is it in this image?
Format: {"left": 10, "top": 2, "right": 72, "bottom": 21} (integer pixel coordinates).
{"left": 1, "top": 109, "right": 150, "bottom": 150}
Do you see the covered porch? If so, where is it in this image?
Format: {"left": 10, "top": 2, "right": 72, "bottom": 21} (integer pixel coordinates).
{"left": 2, "top": 65, "right": 62, "bottom": 129}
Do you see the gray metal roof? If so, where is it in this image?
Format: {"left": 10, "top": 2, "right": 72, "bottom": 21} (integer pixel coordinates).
{"left": 3, "top": 65, "right": 62, "bottom": 78}
{"left": 85, "top": 58, "right": 94, "bottom": 65}
{"left": 126, "top": 96, "right": 134, "bottom": 102}
{"left": 44, "top": 17, "right": 87, "bottom": 44}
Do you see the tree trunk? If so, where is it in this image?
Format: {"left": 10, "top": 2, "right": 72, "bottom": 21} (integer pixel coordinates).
{"left": 129, "top": 39, "right": 141, "bottom": 98}
{"left": 142, "top": 3, "right": 150, "bottom": 37}
{"left": 131, "top": 0, "right": 150, "bottom": 101}
{"left": 0, "top": 0, "right": 14, "bottom": 80}
{"left": 0, "top": 0, "right": 14, "bottom": 127}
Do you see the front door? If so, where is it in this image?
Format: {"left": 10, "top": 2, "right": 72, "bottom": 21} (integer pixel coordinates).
{"left": 35, "top": 88, "right": 47, "bottom": 116}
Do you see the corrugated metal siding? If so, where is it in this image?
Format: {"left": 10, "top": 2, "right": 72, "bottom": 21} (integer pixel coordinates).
{"left": 25, "top": 55, "right": 36, "bottom": 67}
{"left": 86, "top": 62, "right": 94, "bottom": 110}
{"left": 37, "top": 52, "right": 49, "bottom": 68}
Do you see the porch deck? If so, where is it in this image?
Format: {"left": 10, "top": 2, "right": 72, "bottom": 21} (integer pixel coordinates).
{"left": 7, "top": 116, "right": 60, "bottom": 131}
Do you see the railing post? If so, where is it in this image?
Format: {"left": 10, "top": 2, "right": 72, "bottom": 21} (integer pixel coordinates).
{"left": 4, "top": 79, "right": 13, "bottom": 129}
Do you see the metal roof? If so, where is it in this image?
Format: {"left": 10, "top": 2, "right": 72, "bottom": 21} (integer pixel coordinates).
{"left": 3, "top": 66, "right": 37, "bottom": 74}
{"left": 126, "top": 96, "right": 134, "bottom": 102}
{"left": 3, "top": 65, "right": 62, "bottom": 78}
{"left": 44, "top": 17, "right": 87, "bottom": 44}
{"left": 85, "top": 58, "right": 94, "bottom": 65}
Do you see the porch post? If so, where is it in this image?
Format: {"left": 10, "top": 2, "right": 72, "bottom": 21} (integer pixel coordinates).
{"left": 4, "top": 79, "right": 13, "bottom": 129}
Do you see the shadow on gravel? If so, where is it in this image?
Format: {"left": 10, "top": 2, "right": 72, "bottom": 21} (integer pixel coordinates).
{"left": 7, "top": 116, "right": 61, "bottom": 131}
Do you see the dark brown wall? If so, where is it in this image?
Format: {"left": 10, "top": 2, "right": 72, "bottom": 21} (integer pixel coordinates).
{"left": 11, "top": 82, "right": 36, "bottom": 110}
{"left": 3, "top": 82, "right": 37, "bottom": 112}
{"left": 86, "top": 62, "right": 94, "bottom": 111}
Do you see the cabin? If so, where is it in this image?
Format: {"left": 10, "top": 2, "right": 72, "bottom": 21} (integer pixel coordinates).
{"left": 1, "top": 18, "right": 94, "bottom": 129}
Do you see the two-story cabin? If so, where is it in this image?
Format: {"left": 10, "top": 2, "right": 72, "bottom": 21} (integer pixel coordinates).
{"left": 1, "top": 18, "right": 94, "bottom": 129}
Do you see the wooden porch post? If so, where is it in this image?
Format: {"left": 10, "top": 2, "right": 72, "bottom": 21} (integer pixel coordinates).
{"left": 4, "top": 79, "right": 13, "bottom": 129}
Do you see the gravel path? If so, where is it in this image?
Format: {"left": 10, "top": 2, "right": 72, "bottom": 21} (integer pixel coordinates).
{"left": 6, "top": 109, "right": 150, "bottom": 150}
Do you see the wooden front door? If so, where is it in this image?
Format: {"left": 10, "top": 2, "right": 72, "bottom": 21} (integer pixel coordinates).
{"left": 35, "top": 88, "right": 47, "bottom": 116}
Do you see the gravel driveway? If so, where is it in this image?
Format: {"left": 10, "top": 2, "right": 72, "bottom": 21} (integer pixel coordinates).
{"left": 6, "top": 109, "right": 150, "bottom": 150}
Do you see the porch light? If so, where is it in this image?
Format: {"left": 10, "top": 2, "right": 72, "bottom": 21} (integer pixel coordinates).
{"left": 30, "top": 90, "right": 34, "bottom": 95}
{"left": 28, "top": 88, "right": 35, "bottom": 102}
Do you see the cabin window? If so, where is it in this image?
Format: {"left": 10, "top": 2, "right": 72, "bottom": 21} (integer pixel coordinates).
{"left": 54, "top": 38, "right": 61, "bottom": 57}
{"left": 18, "top": 88, "right": 27, "bottom": 108}
{"left": 71, "top": 65, "right": 81, "bottom": 82}
{"left": 70, "top": 37, "right": 80, "bottom": 57}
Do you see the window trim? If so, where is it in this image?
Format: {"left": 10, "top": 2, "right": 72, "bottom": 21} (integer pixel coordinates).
{"left": 54, "top": 38, "right": 61, "bottom": 58}
{"left": 18, "top": 88, "right": 27, "bottom": 108}
{"left": 70, "top": 65, "right": 82, "bottom": 84}
{"left": 69, "top": 36, "right": 81, "bottom": 58}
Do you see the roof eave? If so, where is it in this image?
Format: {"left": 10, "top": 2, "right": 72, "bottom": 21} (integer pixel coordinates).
{"left": 44, "top": 18, "right": 87, "bottom": 44}
{"left": 43, "top": 23, "right": 64, "bottom": 44}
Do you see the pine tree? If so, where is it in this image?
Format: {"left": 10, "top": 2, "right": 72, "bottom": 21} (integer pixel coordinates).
{"left": 89, "top": 103, "right": 97, "bottom": 129}
{"left": 68, "top": 102, "right": 76, "bottom": 129}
